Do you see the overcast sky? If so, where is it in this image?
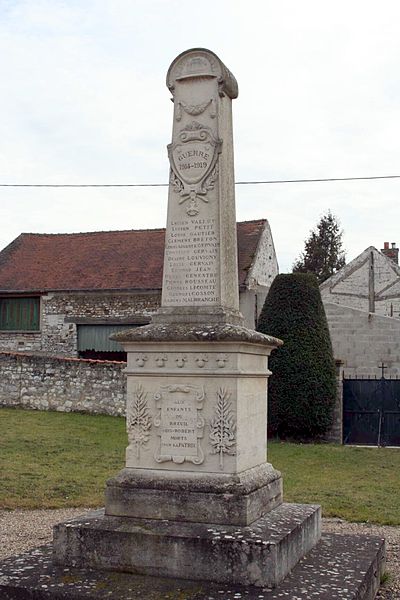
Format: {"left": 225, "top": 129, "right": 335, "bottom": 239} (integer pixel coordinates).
{"left": 1, "top": 0, "right": 399, "bottom": 272}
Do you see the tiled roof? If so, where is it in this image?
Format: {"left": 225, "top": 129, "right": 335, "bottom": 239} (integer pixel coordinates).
{"left": 0, "top": 220, "right": 266, "bottom": 293}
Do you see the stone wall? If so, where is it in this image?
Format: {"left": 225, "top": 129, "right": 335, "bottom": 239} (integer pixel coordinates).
{"left": 0, "top": 331, "right": 42, "bottom": 353}
{"left": 0, "top": 352, "right": 126, "bottom": 416}
{"left": 0, "top": 288, "right": 265, "bottom": 357}
{"left": 0, "top": 291, "right": 161, "bottom": 356}
{"left": 325, "top": 302, "right": 400, "bottom": 377}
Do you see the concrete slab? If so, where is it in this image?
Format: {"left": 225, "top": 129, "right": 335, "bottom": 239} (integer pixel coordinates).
{"left": 0, "top": 533, "right": 384, "bottom": 599}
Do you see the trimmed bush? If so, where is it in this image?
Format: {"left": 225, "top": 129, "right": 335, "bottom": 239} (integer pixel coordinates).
{"left": 257, "top": 273, "right": 336, "bottom": 440}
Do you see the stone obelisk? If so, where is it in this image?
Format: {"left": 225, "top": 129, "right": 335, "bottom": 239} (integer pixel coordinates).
{"left": 155, "top": 48, "right": 242, "bottom": 326}
{"left": 53, "top": 48, "right": 321, "bottom": 588}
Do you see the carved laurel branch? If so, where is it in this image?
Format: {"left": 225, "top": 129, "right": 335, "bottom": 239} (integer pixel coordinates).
{"left": 209, "top": 387, "right": 236, "bottom": 470}
{"left": 127, "top": 384, "right": 152, "bottom": 459}
{"left": 203, "top": 163, "right": 219, "bottom": 192}
{"left": 170, "top": 163, "right": 218, "bottom": 216}
{"left": 170, "top": 169, "right": 183, "bottom": 194}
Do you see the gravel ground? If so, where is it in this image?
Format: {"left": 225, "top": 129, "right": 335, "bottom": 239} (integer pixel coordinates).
{"left": 0, "top": 509, "right": 398, "bottom": 598}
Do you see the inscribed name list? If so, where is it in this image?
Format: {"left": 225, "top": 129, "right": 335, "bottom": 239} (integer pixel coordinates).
{"left": 161, "top": 391, "right": 198, "bottom": 457}
{"left": 163, "top": 216, "right": 220, "bottom": 306}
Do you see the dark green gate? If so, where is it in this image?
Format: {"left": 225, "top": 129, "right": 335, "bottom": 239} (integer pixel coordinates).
{"left": 343, "top": 377, "right": 400, "bottom": 446}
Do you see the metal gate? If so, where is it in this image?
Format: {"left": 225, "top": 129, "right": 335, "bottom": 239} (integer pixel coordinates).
{"left": 343, "top": 377, "right": 400, "bottom": 446}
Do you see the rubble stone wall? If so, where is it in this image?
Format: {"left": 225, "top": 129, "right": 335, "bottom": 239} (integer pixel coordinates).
{"left": 0, "top": 351, "right": 126, "bottom": 416}
{"left": 0, "top": 291, "right": 160, "bottom": 356}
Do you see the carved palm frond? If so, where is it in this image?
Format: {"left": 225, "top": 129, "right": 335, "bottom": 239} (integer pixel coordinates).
{"left": 209, "top": 387, "right": 236, "bottom": 469}
{"left": 127, "top": 384, "right": 152, "bottom": 459}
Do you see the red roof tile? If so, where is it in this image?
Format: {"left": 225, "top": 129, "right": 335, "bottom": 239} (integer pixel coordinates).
{"left": 0, "top": 220, "right": 266, "bottom": 293}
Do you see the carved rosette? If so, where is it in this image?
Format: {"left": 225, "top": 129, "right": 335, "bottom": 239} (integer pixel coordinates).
{"left": 216, "top": 353, "right": 228, "bottom": 368}
{"left": 195, "top": 353, "right": 208, "bottom": 368}
{"left": 154, "top": 384, "right": 205, "bottom": 465}
{"left": 135, "top": 353, "right": 148, "bottom": 368}
{"left": 127, "top": 384, "right": 152, "bottom": 459}
{"left": 209, "top": 387, "right": 236, "bottom": 469}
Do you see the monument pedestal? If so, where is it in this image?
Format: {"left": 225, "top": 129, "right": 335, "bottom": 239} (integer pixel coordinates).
{"left": 52, "top": 323, "right": 321, "bottom": 588}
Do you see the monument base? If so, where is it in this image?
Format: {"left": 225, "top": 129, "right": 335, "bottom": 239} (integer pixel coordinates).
{"left": 1, "top": 533, "right": 385, "bottom": 600}
{"left": 0, "top": 532, "right": 385, "bottom": 599}
{"left": 53, "top": 503, "right": 320, "bottom": 588}
{"left": 105, "top": 463, "right": 283, "bottom": 526}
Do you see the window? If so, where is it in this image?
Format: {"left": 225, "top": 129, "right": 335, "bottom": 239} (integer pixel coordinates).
{"left": 0, "top": 297, "right": 40, "bottom": 331}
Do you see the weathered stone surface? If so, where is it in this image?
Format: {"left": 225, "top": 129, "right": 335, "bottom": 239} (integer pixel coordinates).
{"left": 112, "top": 321, "right": 282, "bottom": 346}
{"left": 0, "top": 532, "right": 385, "bottom": 599}
{"left": 0, "top": 351, "right": 126, "bottom": 415}
{"left": 159, "top": 49, "right": 241, "bottom": 325}
{"left": 117, "top": 338, "right": 278, "bottom": 475}
{"left": 105, "top": 463, "right": 283, "bottom": 525}
{"left": 53, "top": 504, "right": 321, "bottom": 588}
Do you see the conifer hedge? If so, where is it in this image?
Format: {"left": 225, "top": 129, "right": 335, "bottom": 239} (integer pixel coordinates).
{"left": 257, "top": 273, "right": 336, "bottom": 439}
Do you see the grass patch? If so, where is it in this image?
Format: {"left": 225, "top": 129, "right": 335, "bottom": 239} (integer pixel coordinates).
{"left": 269, "top": 441, "right": 400, "bottom": 525}
{"left": 1, "top": 408, "right": 400, "bottom": 524}
{"left": 0, "top": 407, "right": 126, "bottom": 509}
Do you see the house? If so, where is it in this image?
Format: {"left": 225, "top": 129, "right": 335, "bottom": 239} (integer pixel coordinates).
{"left": 0, "top": 219, "right": 278, "bottom": 360}
{"left": 320, "top": 241, "right": 400, "bottom": 378}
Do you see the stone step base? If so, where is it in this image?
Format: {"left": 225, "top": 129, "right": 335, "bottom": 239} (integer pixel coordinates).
{"left": 105, "top": 464, "right": 283, "bottom": 526}
{"left": 0, "top": 532, "right": 385, "bottom": 599}
{"left": 53, "top": 503, "right": 321, "bottom": 588}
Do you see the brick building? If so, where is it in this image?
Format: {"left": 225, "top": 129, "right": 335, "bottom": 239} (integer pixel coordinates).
{"left": 0, "top": 219, "right": 278, "bottom": 360}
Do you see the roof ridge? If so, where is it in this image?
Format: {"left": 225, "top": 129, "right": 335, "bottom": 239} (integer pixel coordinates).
{"left": 19, "top": 227, "right": 167, "bottom": 237}
{"left": 17, "top": 219, "right": 266, "bottom": 238}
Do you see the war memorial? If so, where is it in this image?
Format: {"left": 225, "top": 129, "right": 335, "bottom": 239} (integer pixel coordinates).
{"left": 0, "top": 48, "right": 385, "bottom": 599}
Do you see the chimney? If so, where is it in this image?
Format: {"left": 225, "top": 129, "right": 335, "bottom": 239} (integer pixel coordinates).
{"left": 381, "top": 241, "right": 399, "bottom": 265}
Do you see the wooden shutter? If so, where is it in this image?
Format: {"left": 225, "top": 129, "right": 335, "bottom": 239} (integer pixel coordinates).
{"left": 0, "top": 297, "right": 40, "bottom": 331}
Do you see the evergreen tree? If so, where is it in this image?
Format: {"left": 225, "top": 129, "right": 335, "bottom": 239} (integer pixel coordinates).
{"left": 257, "top": 273, "right": 337, "bottom": 440}
{"left": 293, "top": 211, "right": 346, "bottom": 283}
